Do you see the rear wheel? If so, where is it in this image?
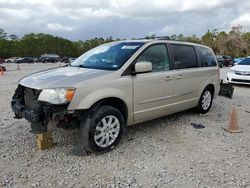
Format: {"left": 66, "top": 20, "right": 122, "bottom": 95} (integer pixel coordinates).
{"left": 197, "top": 87, "right": 213, "bottom": 113}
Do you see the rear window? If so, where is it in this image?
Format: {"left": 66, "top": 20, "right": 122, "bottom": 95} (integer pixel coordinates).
{"left": 198, "top": 47, "right": 217, "bottom": 67}
{"left": 171, "top": 44, "right": 198, "bottom": 69}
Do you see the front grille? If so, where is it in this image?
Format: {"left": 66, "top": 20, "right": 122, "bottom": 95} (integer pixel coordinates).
{"left": 235, "top": 71, "right": 250, "bottom": 76}
{"left": 232, "top": 79, "right": 250, "bottom": 83}
{"left": 23, "top": 87, "right": 41, "bottom": 109}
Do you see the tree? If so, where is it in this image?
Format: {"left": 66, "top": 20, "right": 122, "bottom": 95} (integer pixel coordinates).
{"left": 242, "top": 32, "right": 250, "bottom": 55}
{"left": 214, "top": 31, "right": 228, "bottom": 54}
{"left": 185, "top": 35, "right": 201, "bottom": 44}
{"left": 0, "top": 28, "right": 7, "bottom": 40}
{"left": 201, "top": 30, "right": 215, "bottom": 50}
{"left": 9, "top": 34, "right": 19, "bottom": 41}
{"left": 0, "top": 26, "right": 249, "bottom": 59}
{"left": 176, "top": 34, "right": 185, "bottom": 41}
{"left": 225, "top": 25, "right": 247, "bottom": 57}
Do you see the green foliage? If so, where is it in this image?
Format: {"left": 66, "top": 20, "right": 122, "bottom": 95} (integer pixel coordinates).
{"left": 0, "top": 30, "right": 115, "bottom": 58}
{"left": 201, "top": 26, "right": 250, "bottom": 57}
{"left": 0, "top": 28, "right": 7, "bottom": 40}
{"left": 0, "top": 26, "right": 249, "bottom": 58}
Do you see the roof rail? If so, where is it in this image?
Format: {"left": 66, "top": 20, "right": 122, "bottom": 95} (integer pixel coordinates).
{"left": 134, "top": 36, "right": 170, "bottom": 40}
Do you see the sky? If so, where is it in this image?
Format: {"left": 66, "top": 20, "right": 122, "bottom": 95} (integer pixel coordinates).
{"left": 0, "top": 0, "right": 250, "bottom": 41}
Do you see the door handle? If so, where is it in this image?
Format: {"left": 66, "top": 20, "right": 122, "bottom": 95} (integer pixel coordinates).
{"left": 164, "top": 76, "right": 173, "bottom": 81}
{"left": 176, "top": 75, "right": 183, "bottom": 79}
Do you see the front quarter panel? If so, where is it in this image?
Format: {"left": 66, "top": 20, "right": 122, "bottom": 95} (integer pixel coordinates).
{"left": 68, "top": 75, "right": 133, "bottom": 124}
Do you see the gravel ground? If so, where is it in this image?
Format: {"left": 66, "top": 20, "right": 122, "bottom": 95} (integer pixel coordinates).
{"left": 0, "top": 63, "right": 250, "bottom": 188}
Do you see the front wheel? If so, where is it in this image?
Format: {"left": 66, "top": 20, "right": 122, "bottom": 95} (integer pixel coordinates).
{"left": 197, "top": 87, "right": 213, "bottom": 113}
{"left": 78, "top": 105, "right": 125, "bottom": 154}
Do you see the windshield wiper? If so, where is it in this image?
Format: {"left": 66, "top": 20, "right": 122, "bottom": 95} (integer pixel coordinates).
{"left": 62, "top": 63, "right": 70, "bottom": 67}
{"left": 78, "top": 65, "right": 93, "bottom": 69}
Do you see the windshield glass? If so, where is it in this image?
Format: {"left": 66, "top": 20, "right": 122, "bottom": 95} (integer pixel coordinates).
{"left": 238, "top": 58, "right": 250, "bottom": 65}
{"left": 71, "top": 42, "right": 145, "bottom": 70}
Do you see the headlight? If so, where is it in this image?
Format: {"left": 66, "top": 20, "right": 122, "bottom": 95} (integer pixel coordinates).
{"left": 38, "top": 88, "right": 75, "bottom": 104}
{"left": 229, "top": 69, "right": 235, "bottom": 74}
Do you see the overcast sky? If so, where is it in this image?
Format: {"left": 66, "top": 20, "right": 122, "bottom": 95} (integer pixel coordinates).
{"left": 0, "top": 0, "right": 250, "bottom": 41}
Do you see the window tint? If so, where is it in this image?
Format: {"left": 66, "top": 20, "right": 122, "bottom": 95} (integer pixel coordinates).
{"left": 238, "top": 58, "right": 250, "bottom": 65}
{"left": 199, "top": 47, "right": 217, "bottom": 67}
{"left": 136, "top": 44, "right": 170, "bottom": 72}
{"left": 171, "top": 44, "right": 198, "bottom": 69}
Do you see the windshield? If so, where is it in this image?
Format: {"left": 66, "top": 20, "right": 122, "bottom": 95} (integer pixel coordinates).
{"left": 238, "top": 58, "right": 250, "bottom": 65}
{"left": 71, "top": 42, "right": 145, "bottom": 70}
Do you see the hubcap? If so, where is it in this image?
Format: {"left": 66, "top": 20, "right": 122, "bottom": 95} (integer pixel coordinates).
{"left": 202, "top": 90, "right": 212, "bottom": 110}
{"left": 94, "top": 115, "right": 120, "bottom": 148}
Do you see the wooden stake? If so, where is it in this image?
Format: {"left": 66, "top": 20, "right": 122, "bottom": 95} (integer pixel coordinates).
{"left": 36, "top": 132, "right": 54, "bottom": 150}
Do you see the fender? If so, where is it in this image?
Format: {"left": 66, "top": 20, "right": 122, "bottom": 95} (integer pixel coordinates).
{"left": 198, "top": 78, "right": 217, "bottom": 102}
{"left": 68, "top": 87, "right": 130, "bottom": 111}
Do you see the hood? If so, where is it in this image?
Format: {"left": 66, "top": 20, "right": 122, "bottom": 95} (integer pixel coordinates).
{"left": 231, "top": 65, "right": 250, "bottom": 72}
{"left": 19, "top": 66, "right": 112, "bottom": 89}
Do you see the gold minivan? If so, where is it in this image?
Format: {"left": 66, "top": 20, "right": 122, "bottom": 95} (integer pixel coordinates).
{"left": 11, "top": 39, "right": 220, "bottom": 155}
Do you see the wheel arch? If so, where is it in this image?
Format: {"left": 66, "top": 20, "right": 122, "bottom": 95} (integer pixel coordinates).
{"left": 88, "top": 97, "right": 128, "bottom": 123}
{"left": 205, "top": 84, "right": 215, "bottom": 97}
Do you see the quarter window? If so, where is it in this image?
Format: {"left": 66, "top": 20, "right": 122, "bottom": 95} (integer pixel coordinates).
{"left": 136, "top": 44, "right": 170, "bottom": 72}
{"left": 171, "top": 44, "right": 198, "bottom": 69}
{"left": 199, "top": 47, "right": 217, "bottom": 67}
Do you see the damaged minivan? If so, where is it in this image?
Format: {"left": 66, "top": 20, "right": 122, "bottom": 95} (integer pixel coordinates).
{"left": 11, "top": 39, "right": 220, "bottom": 154}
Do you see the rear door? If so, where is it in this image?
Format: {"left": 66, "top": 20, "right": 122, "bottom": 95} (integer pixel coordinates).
{"left": 197, "top": 46, "right": 219, "bottom": 94}
{"left": 133, "top": 44, "right": 175, "bottom": 123}
{"left": 170, "top": 44, "right": 202, "bottom": 110}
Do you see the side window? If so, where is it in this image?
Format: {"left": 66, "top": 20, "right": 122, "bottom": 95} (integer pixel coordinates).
{"left": 136, "top": 44, "right": 170, "bottom": 72}
{"left": 171, "top": 44, "right": 198, "bottom": 69}
{"left": 199, "top": 47, "right": 217, "bottom": 67}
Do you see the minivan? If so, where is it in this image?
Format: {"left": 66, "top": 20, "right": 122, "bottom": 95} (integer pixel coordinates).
{"left": 11, "top": 39, "right": 220, "bottom": 155}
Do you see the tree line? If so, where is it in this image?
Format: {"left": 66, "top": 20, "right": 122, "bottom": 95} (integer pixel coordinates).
{"left": 0, "top": 25, "right": 249, "bottom": 58}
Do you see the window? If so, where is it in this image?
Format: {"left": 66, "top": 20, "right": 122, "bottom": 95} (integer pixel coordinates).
{"left": 171, "top": 44, "right": 198, "bottom": 69}
{"left": 238, "top": 58, "right": 250, "bottom": 65}
{"left": 136, "top": 44, "right": 170, "bottom": 72}
{"left": 71, "top": 42, "right": 145, "bottom": 70}
{"left": 199, "top": 47, "right": 217, "bottom": 67}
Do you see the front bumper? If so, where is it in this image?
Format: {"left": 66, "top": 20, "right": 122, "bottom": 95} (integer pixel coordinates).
{"left": 227, "top": 73, "right": 250, "bottom": 85}
{"left": 11, "top": 85, "right": 72, "bottom": 133}
{"left": 11, "top": 100, "right": 40, "bottom": 122}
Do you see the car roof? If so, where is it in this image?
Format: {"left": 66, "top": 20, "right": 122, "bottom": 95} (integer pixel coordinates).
{"left": 112, "top": 39, "right": 212, "bottom": 50}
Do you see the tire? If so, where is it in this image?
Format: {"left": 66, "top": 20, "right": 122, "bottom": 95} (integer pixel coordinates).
{"left": 79, "top": 105, "right": 125, "bottom": 154}
{"left": 197, "top": 87, "right": 214, "bottom": 114}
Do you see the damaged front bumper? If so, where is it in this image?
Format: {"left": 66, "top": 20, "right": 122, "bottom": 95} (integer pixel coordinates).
{"left": 11, "top": 99, "right": 40, "bottom": 122}
{"left": 11, "top": 85, "right": 79, "bottom": 134}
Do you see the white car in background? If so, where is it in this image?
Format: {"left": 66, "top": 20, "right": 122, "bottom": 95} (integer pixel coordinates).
{"left": 227, "top": 57, "right": 250, "bottom": 85}
{"left": 5, "top": 57, "right": 22, "bottom": 63}
{"left": 233, "top": 57, "right": 245, "bottom": 66}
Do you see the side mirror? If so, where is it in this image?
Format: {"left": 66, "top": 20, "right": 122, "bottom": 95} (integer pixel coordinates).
{"left": 134, "top": 61, "right": 152, "bottom": 73}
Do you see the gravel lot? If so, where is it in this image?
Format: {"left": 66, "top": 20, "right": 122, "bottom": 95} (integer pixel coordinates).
{"left": 0, "top": 63, "right": 250, "bottom": 188}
